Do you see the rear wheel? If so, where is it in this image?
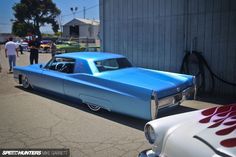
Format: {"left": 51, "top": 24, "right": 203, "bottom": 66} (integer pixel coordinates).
{"left": 87, "top": 103, "right": 101, "bottom": 111}
{"left": 22, "top": 75, "right": 30, "bottom": 89}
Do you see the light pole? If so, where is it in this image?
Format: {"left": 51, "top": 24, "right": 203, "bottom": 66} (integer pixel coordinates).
{"left": 70, "top": 7, "right": 78, "bottom": 19}
{"left": 83, "top": 7, "right": 86, "bottom": 19}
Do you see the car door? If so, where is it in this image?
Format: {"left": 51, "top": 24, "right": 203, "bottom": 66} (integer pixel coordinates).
{"left": 40, "top": 57, "right": 75, "bottom": 94}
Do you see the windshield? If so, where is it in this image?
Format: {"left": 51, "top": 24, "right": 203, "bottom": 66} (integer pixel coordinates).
{"left": 94, "top": 57, "right": 132, "bottom": 72}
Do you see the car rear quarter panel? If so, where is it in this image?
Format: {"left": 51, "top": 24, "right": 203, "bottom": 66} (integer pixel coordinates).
{"left": 64, "top": 74, "right": 153, "bottom": 119}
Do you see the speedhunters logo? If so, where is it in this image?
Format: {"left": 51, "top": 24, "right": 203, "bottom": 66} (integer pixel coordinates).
{"left": 0, "top": 149, "right": 69, "bottom": 157}
{"left": 2, "top": 150, "right": 41, "bottom": 156}
{"left": 2, "top": 150, "right": 42, "bottom": 156}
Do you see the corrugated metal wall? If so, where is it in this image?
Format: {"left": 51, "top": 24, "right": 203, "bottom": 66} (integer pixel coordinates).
{"left": 100, "top": 0, "right": 236, "bottom": 97}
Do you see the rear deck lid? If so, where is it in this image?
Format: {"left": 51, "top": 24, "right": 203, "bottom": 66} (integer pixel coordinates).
{"left": 97, "top": 67, "right": 193, "bottom": 98}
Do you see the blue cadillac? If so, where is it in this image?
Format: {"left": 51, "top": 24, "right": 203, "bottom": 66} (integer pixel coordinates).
{"left": 13, "top": 52, "right": 196, "bottom": 120}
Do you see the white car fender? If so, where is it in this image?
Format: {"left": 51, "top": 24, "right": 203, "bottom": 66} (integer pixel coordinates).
{"left": 145, "top": 110, "right": 200, "bottom": 153}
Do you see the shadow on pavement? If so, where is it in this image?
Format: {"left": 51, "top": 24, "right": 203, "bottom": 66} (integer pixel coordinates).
{"left": 16, "top": 85, "right": 196, "bottom": 131}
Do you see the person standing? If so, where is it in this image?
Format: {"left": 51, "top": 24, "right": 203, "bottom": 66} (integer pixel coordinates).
{"left": 50, "top": 41, "right": 57, "bottom": 58}
{"left": 28, "top": 36, "right": 40, "bottom": 64}
{"left": 5, "top": 37, "right": 19, "bottom": 72}
{"left": 19, "top": 44, "right": 23, "bottom": 54}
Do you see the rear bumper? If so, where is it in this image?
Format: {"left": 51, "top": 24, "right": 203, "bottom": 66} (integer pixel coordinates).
{"left": 150, "top": 86, "right": 196, "bottom": 120}
{"left": 182, "top": 85, "right": 197, "bottom": 100}
{"left": 158, "top": 86, "right": 196, "bottom": 109}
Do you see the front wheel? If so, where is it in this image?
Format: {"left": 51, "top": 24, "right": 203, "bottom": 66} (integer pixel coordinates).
{"left": 22, "top": 75, "right": 31, "bottom": 89}
{"left": 87, "top": 103, "right": 101, "bottom": 111}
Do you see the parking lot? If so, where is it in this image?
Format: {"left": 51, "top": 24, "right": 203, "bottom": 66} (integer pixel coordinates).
{"left": 0, "top": 47, "right": 220, "bottom": 157}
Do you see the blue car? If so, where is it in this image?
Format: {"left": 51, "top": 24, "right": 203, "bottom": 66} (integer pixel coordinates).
{"left": 13, "top": 52, "right": 196, "bottom": 120}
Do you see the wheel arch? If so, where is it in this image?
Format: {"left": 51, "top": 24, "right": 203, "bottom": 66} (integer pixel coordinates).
{"left": 18, "top": 74, "right": 22, "bottom": 84}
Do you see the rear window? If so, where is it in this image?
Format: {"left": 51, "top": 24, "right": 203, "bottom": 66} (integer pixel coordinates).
{"left": 94, "top": 58, "right": 132, "bottom": 72}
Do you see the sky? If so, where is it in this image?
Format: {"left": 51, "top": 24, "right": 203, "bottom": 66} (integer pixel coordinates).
{"left": 0, "top": 0, "right": 99, "bottom": 34}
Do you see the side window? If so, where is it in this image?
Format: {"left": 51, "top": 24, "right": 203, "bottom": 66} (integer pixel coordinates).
{"left": 44, "top": 57, "right": 75, "bottom": 74}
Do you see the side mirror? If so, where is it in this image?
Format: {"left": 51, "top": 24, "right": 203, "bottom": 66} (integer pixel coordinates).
{"left": 39, "top": 64, "right": 43, "bottom": 68}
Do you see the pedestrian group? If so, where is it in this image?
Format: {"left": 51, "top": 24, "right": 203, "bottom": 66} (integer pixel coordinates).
{"left": 2, "top": 36, "right": 56, "bottom": 73}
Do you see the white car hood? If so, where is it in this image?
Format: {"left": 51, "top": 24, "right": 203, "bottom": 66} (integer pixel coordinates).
{"left": 194, "top": 105, "right": 236, "bottom": 157}
{"left": 148, "top": 104, "right": 236, "bottom": 157}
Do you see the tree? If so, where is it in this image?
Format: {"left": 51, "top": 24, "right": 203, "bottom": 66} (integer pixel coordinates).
{"left": 12, "top": 21, "right": 34, "bottom": 37}
{"left": 12, "top": 0, "right": 61, "bottom": 40}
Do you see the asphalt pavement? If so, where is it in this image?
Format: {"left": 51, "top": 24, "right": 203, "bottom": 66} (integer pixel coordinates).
{"left": 0, "top": 46, "right": 219, "bottom": 157}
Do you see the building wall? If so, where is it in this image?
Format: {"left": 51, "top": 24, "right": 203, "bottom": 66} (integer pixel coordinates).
{"left": 100, "top": 0, "right": 236, "bottom": 97}
{"left": 62, "top": 19, "right": 78, "bottom": 37}
{"left": 79, "top": 25, "right": 89, "bottom": 37}
{"left": 62, "top": 19, "right": 99, "bottom": 38}
{"left": 79, "top": 25, "right": 99, "bottom": 38}
{"left": 93, "top": 25, "right": 100, "bottom": 39}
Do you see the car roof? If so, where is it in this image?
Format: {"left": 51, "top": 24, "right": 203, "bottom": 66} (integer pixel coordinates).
{"left": 56, "top": 52, "right": 125, "bottom": 61}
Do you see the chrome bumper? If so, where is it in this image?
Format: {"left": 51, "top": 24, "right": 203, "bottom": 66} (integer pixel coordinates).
{"left": 158, "top": 86, "right": 196, "bottom": 109}
{"left": 182, "top": 85, "right": 197, "bottom": 100}
{"left": 150, "top": 86, "right": 196, "bottom": 120}
{"left": 138, "top": 149, "right": 158, "bottom": 157}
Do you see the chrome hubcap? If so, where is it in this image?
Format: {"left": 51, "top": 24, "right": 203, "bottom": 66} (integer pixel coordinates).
{"left": 87, "top": 103, "right": 101, "bottom": 111}
{"left": 22, "top": 76, "right": 30, "bottom": 88}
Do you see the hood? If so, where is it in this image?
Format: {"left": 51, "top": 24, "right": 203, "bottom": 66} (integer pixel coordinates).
{"left": 96, "top": 67, "right": 193, "bottom": 98}
{"left": 167, "top": 105, "right": 236, "bottom": 157}
{"left": 195, "top": 105, "right": 236, "bottom": 157}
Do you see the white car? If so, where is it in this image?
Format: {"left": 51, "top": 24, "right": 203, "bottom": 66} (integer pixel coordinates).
{"left": 15, "top": 41, "right": 29, "bottom": 51}
{"left": 139, "top": 104, "right": 236, "bottom": 157}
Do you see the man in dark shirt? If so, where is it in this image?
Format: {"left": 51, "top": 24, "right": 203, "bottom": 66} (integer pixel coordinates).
{"left": 28, "top": 36, "right": 40, "bottom": 64}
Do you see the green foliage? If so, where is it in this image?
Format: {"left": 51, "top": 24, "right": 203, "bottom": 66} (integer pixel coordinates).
{"left": 12, "top": 21, "right": 33, "bottom": 37}
{"left": 54, "top": 31, "right": 62, "bottom": 37}
{"left": 12, "top": 0, "right": 61, "bottom": 39}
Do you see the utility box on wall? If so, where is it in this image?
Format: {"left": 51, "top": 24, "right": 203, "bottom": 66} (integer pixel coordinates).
{"left": 99, "top": 0, "right": 236, "bottom": 97}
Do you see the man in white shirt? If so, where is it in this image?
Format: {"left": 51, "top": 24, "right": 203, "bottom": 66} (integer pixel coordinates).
{"left": 5, "top": 37, "right": 19, "bottom": 72}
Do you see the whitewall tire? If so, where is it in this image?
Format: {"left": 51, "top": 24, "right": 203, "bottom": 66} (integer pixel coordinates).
{"left": 87, "top": 103, "right": 101, "bottom": 111}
